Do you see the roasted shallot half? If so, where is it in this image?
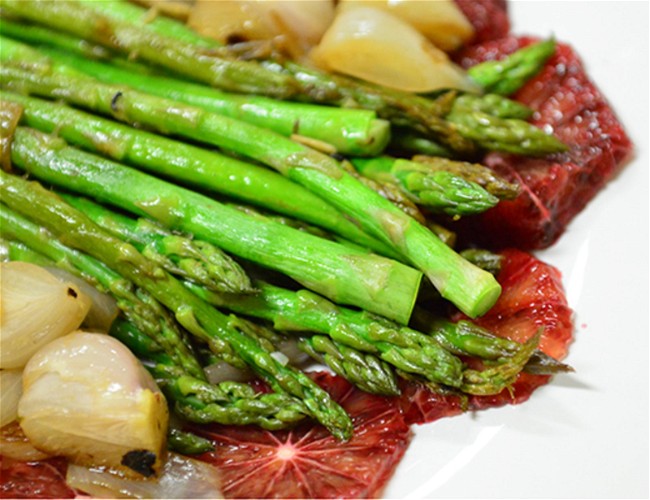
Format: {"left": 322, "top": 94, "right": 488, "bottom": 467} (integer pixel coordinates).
{"left": 311, "top": 7, "right": 477, "bottom": 92}
{"left": 18, "top": 331, "right": 169, "bottom": 478}
{"left": 0, "top": 261, "right": 91, "bottom": 369}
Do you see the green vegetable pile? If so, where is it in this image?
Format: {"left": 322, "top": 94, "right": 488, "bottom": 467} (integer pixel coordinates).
{"left": 0, "top": 0, "right": 568, "bottom": 442}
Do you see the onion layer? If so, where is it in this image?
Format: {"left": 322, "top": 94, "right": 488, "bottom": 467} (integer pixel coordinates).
{"left": 0, "top": 369, "right": 23, "bottom": 427}
{"left": 0, "top": 421, "right": 50, "bottom": 461}
{"left": 311, "top": 7, "right": 477, "bottom": 92}
{"left": 188, "top": 0, "right": 334, "bottom": 58}
{"left": 0, "top": 262, "right": 92, "bottom": 369}
{"left": 19, "top": 331, "right": 169, "bottom": 478}
{"left": 337, "top": 0, "right": 474, "bottom": 52}
{"left": 66, "top": 453, "right": 223, "bottom": 499}
{"left": 44, "top": 266, "right": 118, "bottom": 332}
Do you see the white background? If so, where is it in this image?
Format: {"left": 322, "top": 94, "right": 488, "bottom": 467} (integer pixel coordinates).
{"left": 384, "top": 1, "right": 650, "bottom": 498}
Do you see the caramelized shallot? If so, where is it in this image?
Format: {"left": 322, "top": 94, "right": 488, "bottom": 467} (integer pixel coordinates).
{"left": 18, "top": 331, "right": 169, "bottom": 478}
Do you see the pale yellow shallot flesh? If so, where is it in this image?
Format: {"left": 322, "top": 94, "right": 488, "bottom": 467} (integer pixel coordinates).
{"left": 188, "top": 0, "right": 334, "bottom": 58}
{"left": 18, "top": 331, "right": 169, "bottom": 478}
{"left": 0, "top": 368, "right": 23, "bottom": 427}
{"left": 337, "top": 0, "right": 474, "bottom": 52}
{"left": 0, "top": 262, "right": 92, "bottom": 369}
{"left": 67, "top": 452, "right": 224, "bottom": 499}
{"left": 310, "top": 7, "right": 478, "bottom": 93}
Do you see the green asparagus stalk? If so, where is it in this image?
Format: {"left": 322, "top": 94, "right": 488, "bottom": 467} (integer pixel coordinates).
{"left": 189, "top": 280, "right": 547, "bottom": 394}
{"left": 7, "top": 127, "right": 422, "bottom": 325}
{"left": 108, "top": 319, "right": 311, "bottom": 430}
{"left": 0, "top": 204, "right": 210, "bottom": 379}
{"left": 452, "top": 93, "right": 533, "bottom": 120}
{"left": 298, "top": 335, "right": 401, "bottom": 396}
{"left": 1, "top": 0, "right": 567, "bottom": 158}
{"left": 351, "top": 156, "right": 499, "bottom": 216}
{"left": 390, "top": 128, "right": 454, "bottom": 158}
{"left": 86, "top": 0, "right": 216, "bottom": 48}
{"left": 446, "top": 96, "right": 567, "bottom": 156}
{"left": 188, "top": 280, "right": 464, "bottom": 388}
{"left": 412, "top": 155, "right": 521, "bottom": 200}
{"left": 0, "top": 0, "right": 471, "bottom": 153}
{"left": 409, "top": 312, "right": 572, "bottom": 375}
{"left": 458, "top": 249, "right": 504, "bottom": 275}
{"left": 460, "top": 331, "right": 540, "bottom": 395}
{"left": 26, "top": 40, "right": 390, "bottom": 157}
{"left": 429, "top": 319, "right": 572, "bottom": 375}
{"left": 274, "top": 61, "right": 567, "bottom": 156}
{"left": 60, "top": 193, "right": 253, "bottom": 294}
{"left": 0, "top": 17, "right": 118, "bottom": 62}
{"left": 1, "top": 0, "right": 299, "bottom": 98}
{"left": 272, "top": 60, "right": 475, "bottom": 153}
{"left": 0, "top": 90, "right": 397, "bottom": 259}
{"left": 204, "top": 310, "right": 402, "bottom": 397}
{"left": 0, "top": 238, "right": 52, "bottom": 266}
{"left": 468, "top": 39, "right": 557, "bottom": 96}
{"left": 167, "top": 429, "right": 215, "bottom": 455}
{"left": 0, "top": 102, "right": 21, "bottom": 172}
{"left": 340, "top": 158, "right": 426, "bottom": 223}
{"left": 0, "top": 239, "right": 310, "bottom": 436}
{"left": 0, "top": 170, "right": 353, "bottom": 440}
{"left": 0, "top": 60, "right": 500, "bottom": 319}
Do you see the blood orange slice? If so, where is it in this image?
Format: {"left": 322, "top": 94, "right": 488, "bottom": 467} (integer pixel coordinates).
{"left": 454, "top": 0, "right": 510, "bottom": 44}
{"left": 452, "top": 36, "right": 633, "bottom": 249}
{"left": 0, "top": 456, "right": 75, "bottom": 499}
{"left": 402, "top": 249, "right": 574, "bottom": 424}
{"left": 193, "top": 372, "right": 411, "bottom": 499}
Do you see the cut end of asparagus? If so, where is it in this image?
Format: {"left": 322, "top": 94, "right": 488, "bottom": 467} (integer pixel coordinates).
{"left": 358, "top": 118, "right": 391, "bottom": 157}
{"left": 443, "top": 269, "right": 502, "bottom": 319}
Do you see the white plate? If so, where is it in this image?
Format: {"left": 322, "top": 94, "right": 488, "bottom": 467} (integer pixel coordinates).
{"left": 384, "top": 2, "right": 650, "bottom": 498}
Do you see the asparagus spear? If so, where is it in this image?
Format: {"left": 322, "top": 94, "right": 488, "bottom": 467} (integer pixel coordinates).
{"left": 25, "top": 40, "right": 390, "bottom": 157}
{"left": 298, "top": 335, "right": 401, "bottom": 396}
{"left": 190, "top": 279, "right": 552, "bottom": 395}
{"left": 1, "top": 0, "right": 298, "bottom": 98}
{"left": 0, "top": 60, "right": 500, "bottom": 319}
{"left": 459, "top": 249, "right": 504, "bottom": 275}
{"left": 203, "top": 308, "right": 402, "bottom": 397}
{"left": 167, "top": 429, "right": 214, "bottom": 456}
{"left": 468, "top": 39, "right": 557, "bottom": 96}
{"left": 0, "top": 238, "right": 52, "bottom": 267}
{"left": 0, "top": 240, "right": 309, "bottom": 435}
{"left": 0, "top": 90, "right": 397, "bottom": 259}
{"left": 446, "top": 96, "right": 567, "bottom": 156}
{"left": 412, "top": 155, "right": 521, "bottom": 200}
{"left": 452, "top": 93, "right": 533, "bottom": 120}
{"left": 87, "top": 0, "right": 216, "bottom": 48}
{"left": 108, "top": 319, "right": 311, "bottom": 430}
{"left": 7, "top": 127, "right": 422, "bottom": 325}
{"left": 60, "top": 193, "right": 253, "bottom": 294}
{"left": 2, "top": 0, "right": 568, "bottom": 158}
{"left": 390, "top": 128, "right": 454, "bottom": 158}
{"left": 187, "top": 280, "right": 465, "bottom": 389}
{"left": 351, "top": 157, "right": 499, "bottom": 216}
{"left": 427, "top": 319, "right": 573, "bottom": 375}
{"left": 0, "top": 17, "right": 118, "bottom": 62}
{"left": 0, "top": 170, "right": 353, "bottom": 440}
{"left": 0, "top": 204, "right": 210, "bottom": 379}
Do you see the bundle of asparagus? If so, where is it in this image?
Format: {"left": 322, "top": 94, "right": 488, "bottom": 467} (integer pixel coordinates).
{"left": 0, "top": 0, "right": 570, "bottom": 440}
